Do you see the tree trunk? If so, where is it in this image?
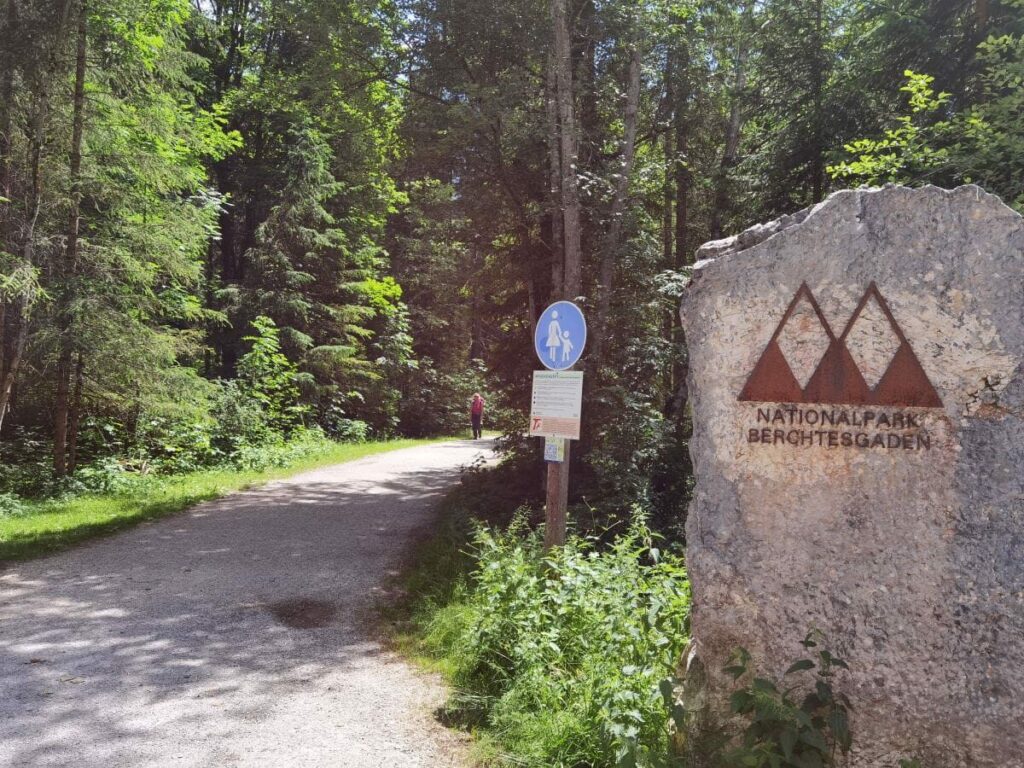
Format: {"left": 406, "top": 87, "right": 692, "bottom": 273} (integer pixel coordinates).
{"left": 66, "top": 0, "right": 86, "bottom": 267}
{"left": 0, "top": 301, "right": 5, "bottom": 397}
{"left": 810, "top": 0, "right": 825, "bottom": 203}
{"left": 53, "top": 0, "right": 87, "bottom": 476}
{"left": 662, "top": 135, "right": 675, "bottom": 399}
{"left": 0, "top": 0, "right": 20, "bottom": 435}
{"left": 0, "top": 302, "right": 25, "bottom": 433}
{"left": 527, "top": 276, "right": 537, "bottom": 334}
{"left": 593, "top": 44, "right": 641, "bottom": 361}
{"left": 53, "top": 350, "right": 71, "bottom": 475}
{"left": 669, "top": 39, "right": 691, "bottom": 411}
{"left": 666, "top": 39, "right": 690, "bottom": 419}
{"left": 2, "top": 0, "right": 74, "bottom": 439}
{"left": 551, "top": 0, "right": 582, "bottom": 300}
{"left": 711, "top": 0, "right": 752, "bottom": 239}
{"left": 0, "top": 0, "right": 15, "bottom": 224}
{"left": 0, "top": 21, "right": 8, "bottom": 411}
{"left": 976, "top": 0, "right": 989, "bottom": 35}
{"left": 576, "top": 0, "right": 598, "bottom": 161}
{"left": 668, "top": 341, "right": 690, "bottom": 421}
{"left": 67, "top": 353, "right": 84, "bottom": 473}
{"left": 7, "top": 45, "right": 48, "bottom": 436}
{"left": 545, "top": 55, "right": 564, "bottom": 300}
{"left": 662, "top": 55, "right": 675, "bottom": 268}
{"left": 673, "top": 42, "right": 690, "bottom": 267}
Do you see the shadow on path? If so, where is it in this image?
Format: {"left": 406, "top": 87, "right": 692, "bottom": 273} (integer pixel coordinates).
{"left": 0, "top": 439, "right": 493, "bottom": 768}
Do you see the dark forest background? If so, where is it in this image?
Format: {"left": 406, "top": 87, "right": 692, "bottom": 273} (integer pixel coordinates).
{"left": 1, "top": 0, "right": 1021, "bottom": 529}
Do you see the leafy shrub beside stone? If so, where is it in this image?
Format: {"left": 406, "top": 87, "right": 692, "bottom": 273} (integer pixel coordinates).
{"left": 421, "top": 515, "right": 691, "bottom": 767}
{"left": 719, "top": 633, "right": 852, "bottom": 768}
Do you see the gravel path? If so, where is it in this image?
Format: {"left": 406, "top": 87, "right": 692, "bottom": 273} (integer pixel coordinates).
{"left": 0, "top": 439, "right": 494, "bottom": 768}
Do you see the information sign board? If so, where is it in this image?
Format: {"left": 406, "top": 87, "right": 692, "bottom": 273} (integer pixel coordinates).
{"left": 529, "top": 371, "right": 583, "bottom": 440}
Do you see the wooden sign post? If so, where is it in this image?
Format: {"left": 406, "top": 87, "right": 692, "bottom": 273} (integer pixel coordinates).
{"left": 531, "top": 302, "right": 586, "bottom": 550}
{"left": 543, "top": 440, "right": 571, "bottom": 549}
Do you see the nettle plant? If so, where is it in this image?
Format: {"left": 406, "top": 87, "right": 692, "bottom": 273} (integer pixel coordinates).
{"left": 722, "top": 631, "right": 852, "bottom": 768}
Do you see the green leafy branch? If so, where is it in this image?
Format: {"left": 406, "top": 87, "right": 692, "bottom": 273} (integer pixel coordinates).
{"left": 722, "top": 631, "right": 852, "bottom": 768}
{"left": 828, "top": 71, "right": 952, "bottom": 185}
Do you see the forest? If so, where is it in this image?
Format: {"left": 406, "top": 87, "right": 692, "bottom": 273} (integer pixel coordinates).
{"left": 1, "top": 0, "right": 1021, "bottom": 519}
{"left": 2, "top": 1, "right": 1023, "bottom": 766}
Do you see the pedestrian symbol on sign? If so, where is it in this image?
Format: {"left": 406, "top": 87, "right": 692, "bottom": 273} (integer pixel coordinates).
{"left": 534, "top": 301, "right": 586, "bottom": 370}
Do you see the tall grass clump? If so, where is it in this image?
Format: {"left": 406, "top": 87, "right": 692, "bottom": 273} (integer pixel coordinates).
{"left": 425, "top": 514, "right": 690, "bottom": 767}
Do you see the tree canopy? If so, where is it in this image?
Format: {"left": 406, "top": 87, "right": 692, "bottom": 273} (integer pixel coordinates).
{"left": 1, "top": 0, "right": 1020, "bottom": 526}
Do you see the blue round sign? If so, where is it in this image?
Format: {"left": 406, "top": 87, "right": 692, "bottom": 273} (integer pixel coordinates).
{"left": 534, "top": 301, "right": 587, "bottom": 370}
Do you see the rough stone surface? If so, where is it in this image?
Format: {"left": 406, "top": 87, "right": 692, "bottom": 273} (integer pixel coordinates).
{"left": 0, "top": 440, "right": 493, "bottom": 768}
{"left": 680, "top": 185, "right": 1024, "bottom": 767}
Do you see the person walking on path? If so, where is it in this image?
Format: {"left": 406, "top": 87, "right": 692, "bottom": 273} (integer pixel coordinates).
{"left": 470, "top": 393, "right": 486, "bottom": 439}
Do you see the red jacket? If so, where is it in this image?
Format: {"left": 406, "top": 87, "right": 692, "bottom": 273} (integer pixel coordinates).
{"left": 471, "top": 397, "right": 485, "bottom": 416}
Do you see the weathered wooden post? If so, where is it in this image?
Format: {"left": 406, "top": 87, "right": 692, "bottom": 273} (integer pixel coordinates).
{"left": 530, "top": 301, "right": 586, "bottom": 550}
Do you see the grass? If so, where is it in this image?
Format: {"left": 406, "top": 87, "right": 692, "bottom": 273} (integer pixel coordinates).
{"left": 383, "top": 452, "right": 535, "bottom": 643}
{"left": 380, "top": 456, "right": 536, "bottom": 766}
{"left": 0, "top": 436, "right": 454, "bottom": 562}
{"left": 384, "top": 455, "right": 692, "bottom": 768}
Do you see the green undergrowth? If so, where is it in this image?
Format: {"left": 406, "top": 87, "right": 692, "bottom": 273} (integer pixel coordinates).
{"left": 0, "top": 436, "right": 449, "bottom": 561}
{"left": 390, "top": 458, "right": 691, "bottom": 768}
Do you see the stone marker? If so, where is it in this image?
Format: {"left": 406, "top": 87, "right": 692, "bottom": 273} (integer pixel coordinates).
{"left": 679, "top": 185, "right": 1024, "bottom": 767}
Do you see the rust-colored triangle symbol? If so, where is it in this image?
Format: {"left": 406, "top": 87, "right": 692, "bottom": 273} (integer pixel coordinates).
{"left": 739, "top": 283, "right": 828, "bottom": 403}
{"left": 873, "top": 344, "right": 942, "bottom": 407}
{"left": 738, "top": 282, "right": 942, "bottom": 408}
{"left": 838, "top": 283, "right": 942, "bottom": 408}
{"left": 803, "top": 340, "right": 871, "bottom": 405}
{"left": 738, "top": 340, "right": 804, "bottom": 402}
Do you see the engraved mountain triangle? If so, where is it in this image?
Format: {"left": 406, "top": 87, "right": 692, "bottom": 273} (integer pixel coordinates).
{"left": 739, "top": 282, "right": 942, "bottom": 407}
{"left": 737, "top": 340, "right": 804, "bottom": 402}
{"left": 739, "top": 284, "right": 827, "bottom": 403}
{"left": 802, "top": 340, "right": 871, "bottom": 404}
{"left": 840, "top": 283, "right": 941, "bottom": 408}
{"left": 872, "top": 338, "right": 942, "bottom": 407}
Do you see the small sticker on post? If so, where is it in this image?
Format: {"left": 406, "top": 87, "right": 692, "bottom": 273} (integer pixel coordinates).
{"left": 544, "top": 438, "right": 565, "bottom": 463}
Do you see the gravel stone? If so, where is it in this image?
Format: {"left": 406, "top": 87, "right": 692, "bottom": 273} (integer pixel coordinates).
{"left": 0, "top": 439, "right": 494, "bottom": 767}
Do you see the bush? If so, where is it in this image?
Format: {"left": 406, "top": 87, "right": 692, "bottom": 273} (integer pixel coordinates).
{"left": 0, "top": 425, "right": 58, "bottom": 497}
{"left": 128, "top": 414, "right": 217, "bottom": 474}
{"left": 320, "top": 410, "right": 370, "bottom": 443}
{"left": 237, "top": 315, "right": 306, "bottom": 433}
{"left": 68, "top": 457, "right": 141, "bottom": 494}
{"left": 0, "top": 318, "right": 331, "bottom": 501}
{"left": 0, "top": 492, "right": 27, "bottom": 518}
{"left": 209, "top": 380, "right": 277, "bottom": 460}
{"left": 719, "top": 633, "right": 852, "bottom": 768}
{"left": 425, "top": 514, "right": 690, "bottom": 767}
{"left": 228, "top": 427, "right": 331, "bottom": 471}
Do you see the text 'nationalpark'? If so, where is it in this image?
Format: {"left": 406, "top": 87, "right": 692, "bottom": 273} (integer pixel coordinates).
{"left": 747, "top": 407, "right": 933, "bottom": 451}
